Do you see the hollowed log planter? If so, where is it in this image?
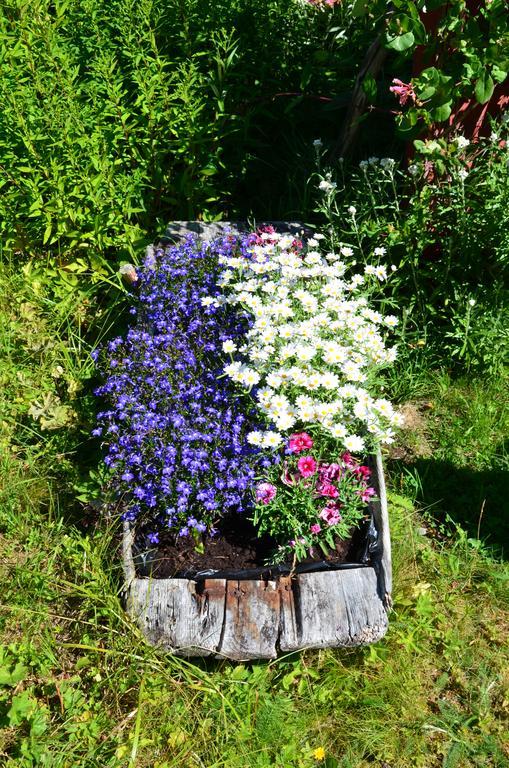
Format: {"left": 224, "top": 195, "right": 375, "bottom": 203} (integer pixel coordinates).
{"left": 123, "top": 450, "right": 391, "bottom": 660}
{"left": 121, "top": 223, "right": 392, "bottom": 660}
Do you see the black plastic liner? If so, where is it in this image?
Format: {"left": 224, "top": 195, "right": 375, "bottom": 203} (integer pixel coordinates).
{"left": 134, "top": 510, "right": 383, "bottom": 582}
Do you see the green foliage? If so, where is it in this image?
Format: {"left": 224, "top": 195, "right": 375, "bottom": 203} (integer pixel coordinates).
{"left": 313, "top": 124, "right": 509, "bottom": 375}
{"left": 354, "top": 0, "right": 509, "bottom": 135}
{"left": 0, "top": 0, "right": 366, "bottom": 270}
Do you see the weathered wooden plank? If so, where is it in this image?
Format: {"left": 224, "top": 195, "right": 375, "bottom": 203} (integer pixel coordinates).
{"left": 279, "top": 569, "right": 388, "bottom": 652}
{"left": 126, "top": 577, "right": 226, "bottom": 656}
{"left": 217, "top": 579, "right": 280, "bottom": 660}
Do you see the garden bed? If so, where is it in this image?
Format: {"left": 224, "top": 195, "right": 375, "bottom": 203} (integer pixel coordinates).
{"left": 101, "top": 222, "right": 398, "bottom": 659}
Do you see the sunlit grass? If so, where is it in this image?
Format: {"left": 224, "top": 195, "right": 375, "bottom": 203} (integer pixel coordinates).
{"left": 1, "top": 262, "right": 509, "bottom": 767}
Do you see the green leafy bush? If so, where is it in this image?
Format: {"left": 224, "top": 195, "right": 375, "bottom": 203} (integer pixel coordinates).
{"left": 0, "top": 0, "right": 362, "bottom": 269}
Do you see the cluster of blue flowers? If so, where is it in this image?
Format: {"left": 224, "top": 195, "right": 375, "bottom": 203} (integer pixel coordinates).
{"left": 94, "top": 235, "right": 272, "bottom": 544}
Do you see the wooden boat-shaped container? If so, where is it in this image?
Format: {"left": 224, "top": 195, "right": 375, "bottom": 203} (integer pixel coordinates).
{"left": 122, "top": 223, "right": 392, "bottom": 660}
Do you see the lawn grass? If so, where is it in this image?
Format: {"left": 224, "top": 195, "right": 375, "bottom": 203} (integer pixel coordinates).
{"left": 1, "top": 265, "right": 509, "bottom": 768}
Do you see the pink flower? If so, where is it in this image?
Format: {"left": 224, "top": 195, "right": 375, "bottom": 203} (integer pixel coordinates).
{"left": 340, "top": 451, "right": 357, "bottom": 469}
{"left": 256, "top": 482, "right": 277, "bottom": 505}
{"left": 317, "top": 481, "right": 339, "bottom": 499}
{"left": 281, "top": 462, "right": 299, "bottom": 487}
{"left": 318, "top": 462, "right": 342, "bottom": 482}
{"left": 360, "top": 486, "right": 377, "bottom": 503}
{"left": 357, "top": 465, "right": 371, "bottom": 479}
{"left": 319, "top": 504, "right": 342, "bottom": 526}
{"left": 389, "top": 78, "right": 416, "bottom": 107}
{"left": 297, "top": 455, "right": 317, "bottom": 477}
{"left": 289, "top": 432, "right": 314, "bottom": 453}
{"left": 310, "top": 523, "right": 321, "bottom": 534}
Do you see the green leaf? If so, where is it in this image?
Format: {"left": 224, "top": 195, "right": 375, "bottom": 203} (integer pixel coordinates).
{"left": 0, "top": 662, "right": 28, "bottom": 687}
{"left": 475, "top": 71, "right": 494, "bottom": 104}
{"left": 361, "top": 73, "right": 377, "bottom": 104}
{"left": 351, "top": 0, "right": 369, "bottom": 17}
{"left": 492, "top": 65, "right": 508, "bottom": 84}
{"left": 8, "top": 691, "right": 37, "bottom": 726}
{"left": 385, "top": 31, "right": 415, "bottom": 52}
{"left": 430, "top": 102, "right": 452, "bottom": 122}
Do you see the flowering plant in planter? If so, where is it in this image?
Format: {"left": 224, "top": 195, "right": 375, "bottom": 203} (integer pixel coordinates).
{"left": 94, "top": 228, "right": 401, "bottom": 569}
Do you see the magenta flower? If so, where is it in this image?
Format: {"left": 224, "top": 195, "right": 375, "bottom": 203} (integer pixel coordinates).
{"left": 360, "top": 486, "right": 377, "bottom": 503}
{"left": 289, "top": 432, "right": 314, "bottom": 453}
{"left": 317, "top": 481, "right": 339, "bottom": 499}
{"left": 318, "top": 462, "right": 341, "bottom": 482}
{"left": 310, "top": 523, "right": 321, "bottom": 534}
{"left": 256, "top": 482, "right": 277, "bottom": 505}
{"left": 319, "top": 504, "right": 342, "bottom": 526}
{"left": 297, "top": 455, "right": 317, "bottom": 477}
{"left": 340, "top": 452, "right": 356, "bottom": 469}
{"left": 389, "top": 78, "right": 416, "bottom": 106}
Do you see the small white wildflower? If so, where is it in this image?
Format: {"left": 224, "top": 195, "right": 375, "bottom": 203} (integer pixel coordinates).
{"left": 241, "top": 369, "right": 261, "bottom": 386}
{"left": 384, "top": 315, "right": 399, "bottom": 328}
{"left": 368, "top": 156, "right": 379, "bottom": 166}
{"left": 340, "top": 246, "right": 354, "bottom": 258}
{"left": 408, "top": 164, "right": 419, "bottom": 177}
{"left": 468, "top": 298, "right": 476, "bottom": 307}
{"left": 201, "top": 296, "right": 216, "bottom": 307}
{"left": 456, "top": 136, "right": 470, "bottom": 149}
{"left": 359, "top": 160, "right": 369, "bottom": 171}
{"left": 313, "top": 138, "right": 323, "bottom": 148}
{"left": 373, "top": 246, "right": 386, "bottom": 256}
{"left": 380, "top": 157, "right": 395, "bottom": 169}
{"left": 458, "top": 168, "right": 468, "bottom": 180}
{"left": 347, "top": 205, "right": 357, "bottom": 216}
{"left": 262, "top": 431, "right": 283, "bottom": 449}
{"left": 318, "top": 179, "right": 337, "bottom": 192}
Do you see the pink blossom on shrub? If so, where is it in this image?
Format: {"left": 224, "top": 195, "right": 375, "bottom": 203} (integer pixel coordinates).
{"left": 389, "top": 78, "right": 416, "bottom": 106}
{"left": 317, "top": 481, "right": 339, "bottom": 498}
{"left": 310, "top": 523, "right": 321, "bottom": 534}
{"left": 318, "top": 462, "right": 341, "bottom": 482}
{"left": 319, "top": 504, "right": 342, "bottom": 526}
{"left": 360, "top": 486, "right": 377, "bottom": 503}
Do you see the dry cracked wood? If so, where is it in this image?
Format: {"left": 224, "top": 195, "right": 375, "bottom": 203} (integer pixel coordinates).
{"left": 124, "top": 557, "right": 389, "bottom": 660}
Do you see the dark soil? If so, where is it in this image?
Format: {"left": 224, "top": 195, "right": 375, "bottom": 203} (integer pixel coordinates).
{"left": 133, "top": 513, "right": 373, "bottom": 579}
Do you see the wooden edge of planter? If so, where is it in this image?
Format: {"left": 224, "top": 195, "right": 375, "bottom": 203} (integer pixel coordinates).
{"left": 160, "top": 220, "right": 313, "bottom": 244}
{"left": 121, "top": 450, "right": 392, "bottom": 660}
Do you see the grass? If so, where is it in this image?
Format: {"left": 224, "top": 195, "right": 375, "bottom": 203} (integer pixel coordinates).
{"left": 1, "top": 265, "right": 509, "bottom": 768}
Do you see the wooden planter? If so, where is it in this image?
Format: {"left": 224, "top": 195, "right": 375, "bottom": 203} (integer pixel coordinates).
{"left": 123, "top": 451, "right": 391, "bottom": 660}
{"left": 121, "top": 223, "right": 392, "bottom": 660}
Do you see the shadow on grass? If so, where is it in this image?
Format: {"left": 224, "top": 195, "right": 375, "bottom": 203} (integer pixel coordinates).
{"left": 388, "top": 448, "right": 509, "bottom": 558}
